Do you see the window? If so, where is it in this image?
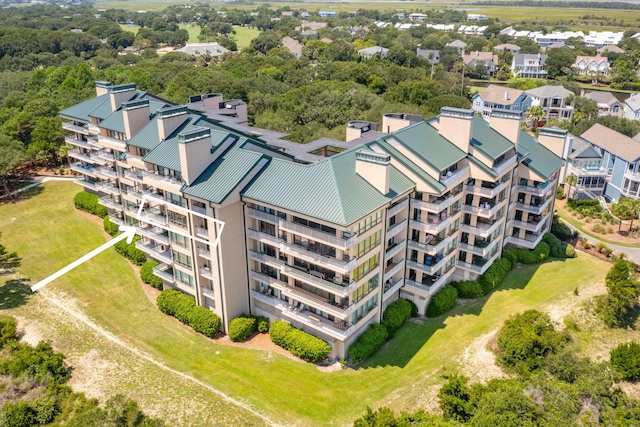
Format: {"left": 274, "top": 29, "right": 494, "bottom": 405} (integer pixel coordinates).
{"left": 165, "top": 191, "right": 187, "bottom": 208}
{"left": 168, "top": 211, "right": 188, "bottom": 229}
{"left": 172, "top": 251, "right": 192, "bottom": 269}
{"left": 174, "top": 270, "right": 194, "bottom": 287}
{"left": 351, "top": 294, "right": 378, "bottom": 324}
{"left": 353, "top": 212, "right": 382, "bottom": 235}
{"left": 354, "top": 231, "right": 381, "bottom": 258}
{"left": 352, "top": 276, "right": 379, "bottom": 303}
{"left": 170, "top": 231, "right": 189, "bottom": 248}
{"left": 352, "top": 254, "right": 380, "bottom": 282}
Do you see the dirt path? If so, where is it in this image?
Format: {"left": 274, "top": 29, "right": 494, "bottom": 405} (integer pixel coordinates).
{"left": 36, "top": 289, "right": 284, "bottom": 427}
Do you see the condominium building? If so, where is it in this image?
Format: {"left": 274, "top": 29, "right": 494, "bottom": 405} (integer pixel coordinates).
{"left": 60, "top": 82, "right": 565, "bottom": 359}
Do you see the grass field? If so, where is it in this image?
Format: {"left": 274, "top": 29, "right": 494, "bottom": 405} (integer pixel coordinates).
{"left": 0, "top": 181, "right": 612, "bottom": 426}
{"left": 233, "top": 25, "right": 261, "bottom": 50}
{"left": 178, "top": 23, "right": 201, "bottom": 44}
{"left": 119, "top": 23, "right": 139, "bottom": 34}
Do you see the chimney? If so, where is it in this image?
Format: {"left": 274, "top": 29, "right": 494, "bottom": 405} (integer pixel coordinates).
{"left": 382, "top": 113, "right": 422, "bottom": 133}
{"left": 538, "top": 126, "right": 569, "bottom": 159}
{"left": 108, "top": 83, "right": 136, "bottom": 112}
{"left": 346, "top": 121, "right": 378, "bottom": 142}
{"left": 156, "top": 105, "right": 189, "bottom": 140}
{"left": 504, "top": 90, "right": 510, "bottom": 101}
{"left": 122, "top": 99, "right": 151, "bottom": 140}
{"left": 489, "top": 109, "right": 522, "bottom": 146}
{"left": 438, "top": 107, "right": 474, "bottom": 152}
{"left": 355, "top": 150, "right": 391, "bottom": 194}
{"left": 178, "top": 127, "right": 215, "bottom": 185}
{"left": 95, "top": 81, "right": 112, "bottom": 97}
{"left": 202, "top": 93, "right": 223, "bottom": 109}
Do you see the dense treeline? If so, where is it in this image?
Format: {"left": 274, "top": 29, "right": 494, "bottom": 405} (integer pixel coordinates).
{"left": 472, "top": 1, "right": 640, "bottom": 10}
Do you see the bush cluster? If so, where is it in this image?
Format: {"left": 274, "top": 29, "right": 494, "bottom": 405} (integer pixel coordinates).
{"left": 73, "top": 191, "right": 107, "bottom": 218}
{"left": 140, "top": 260, "right": 163, "bottom": 290}
{"left": 426, "top": 285, "right": 458, "bottom": 317}
{"left": 382, "top": 299, "right": 413, "bottom": 335}
{"left": 103, "top": 215, "right": 119, "bottom": 236}
{"left": 114, "top": 236, "right": 147, "bottom": 266}
{"left": 596, "top": 259, "right": 640, "bottom": 328}
{"left": 348, "top": 323, "right": 389, "bottom": 362}
{"left": 506, "top": 242, "right": 550, "bottom": 264}
{"left": 0, "top": 315, "right": 17, "bottom": 347}
{"left": 451, "top": 280, "right": 484, "bottom": 299}
{"left": 228, "top": 313, "right": 269, "bottom": 342}
{"left": 268, "top": 320, "right": 331, "bottom": 362}
{"left": 478, "top": 258, "right": 513, "bottom": 294}
{"left": 543, "top": 233, "right": 577, "bottom": 259}
{"left": 551, "top": 221, "right": 572, "bottom": 241}
{"left": 611, "top": 341, "right": 640, "bottom": 381}
{"left": 157, "top": 289, "right": 221, "bottom": 338}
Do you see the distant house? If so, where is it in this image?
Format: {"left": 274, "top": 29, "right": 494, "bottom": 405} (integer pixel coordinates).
{"left": 300, "top": 12, "right": 310, "bottom": 19}
{"left": 282, "top": 37, "right": 303, "bottom": 58}
{"left": 177, "top": 42, "right": 229, "bottom": 60}
{"left": 446, "top": 40, "right": 467, "bottom": 53}
{"left": 357, "top": 46, "right": 389, "bottom": 59}
{"left": 597, "top": 45, "right": 624, "bottom": 55}
{"left": 564, "top": 136, "right": 607, "bottom": 199}
{"left": 320, "top": 37, "right": 333, "bottom": 44}
{"left": 584, "top": 91, "right": 623, "bottom": 117}
{"left": 624, "top": 94, "right": 640, "bottom": 120}
{"left": 493, "top": 43, "right": 521, "bottom": 54}
{"left": 300, "top": 30, "right": 318, "bottom": 38}
{"left": 416, "top": 49, "right": 439, "bottom": 64}
{"left": 571, "top": 55, "right": 611, "bottom": 76}
{"left": 467, "top": 14, "right": 488, "bottom": 21}
{"left": 525, "top": 85, "right": 574, "bottom": 123}
{"left": 511, "top": 53, "right": 548, "bottom": 79}
{"left": 463, "top": 51, "right": 499, "bottom": 76}
{"left": 408, "top": 13, "right": 428, "bottom": 21}
{"left": 281, "top": 11, "right": 294, "bottom": 17}
{"left": 296, "top": 21, "right": 327, "bottom": 31}
{"left": 472, "top": 85, "right": 528, "bottom": 120}
{"left": 318, "top": 11, "right": 337, "bottom": 18}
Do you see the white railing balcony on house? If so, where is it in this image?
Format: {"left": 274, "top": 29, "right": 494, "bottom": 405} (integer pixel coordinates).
{"left": 68, "top": 149, "right": 107, "bottom": 166}
{"left": 142, "top": 171, "right": 182, "bottom": 191}
{"left": 282, "top": 285, "right": 351, "bottom": 318}
{"left": 95, "top": 167, "right": 117, "bottom": 179}
{"left": 406, "top": 253, "right": 454, "bottom": 277}
{"left": 96, "top": 150, "right": 116, "bottom": 162}
{"left": 135, "top": 241, "right": 172, "bottom": 264}
{"left": 194, "top": 226, "right": 209, "bottom": 239}
{"left": 385, "top": 240, "right": 406, "bottom": 260}
{"left": 385, "top": 220, "right": 408, "bottom": 240}
{"left": 404, "top": 279, "right": 432, "bottom": 293}
{"left": 65, "top": 136, "right": 94, "bottom": 150}
{"left": 279, "top": 241, "right": 358, "bottom": 274}
{"left": 409, "top": 212, "right": 457, "bottom": 235}
{"left": 458, "top": 239, "right": 499, "bottom": 258}
{"left": 388, "top": 199, "right": 409, "bottom": 217}
{"left": 62, "top": 122, "right": 90, "bottom": 135}
{"left": 86, "top": 123, "right": 100, "bottom": 135}
{"left": 440, "top": 166, "right": 469, "bottom": 186}
{"left": 493, "top": 155, "right": 518, "bottom": 175}
{"left": 136, "top": 224, "right": 169, "bottom": 244}
{"left": 247, "top": 229, "right": 282, "bottom": 247}
{"left": 504, "top": 233, "right": 543, "bottom": 249}
{"left": 247, "top": 207, "right": 280, "bottom": 225}
{"left": 456, "top": 259, "right": 490, "bottom": 275}
{"left": 278, "top": 218, "right": 358, "bottom": 250}
{"left": 462, "top": 202, "right": 501, "bottom": 219}
{"left": 249, "top": 250, "right": 285, "bottom": 269}
{"left": 411, "top": 193, "right": 460, "bottom": 214}
{"left": 197, "top": 247, "right": 211, "bottom": 259}
{"left": 199, "top": 266, "right": 213, "bottom": 280}
{"left": 192, "top": 205, "right": 207, "bottom": 215}
{"left": 153, "top": 264, "right": 175, "bottom": 283}
{"left": 383, "top": 278, "right": 404, "bottom": 299}
{"left": 568, "top": 164, "right": 607, "bottom": 177}
{"left": 407, "top": 239, "right": 432, "bottom": 254}
{"left": 98, "top": 196, "right": 122, "bottom": 211}
{"left": 108, "top": 214, "right": 124, "bottom": 225}
{"left": 202, "top": 287, "right": 214, "bottom": 298}
{"left": 123, "top": 169, "right": 144, "bottom": 182}
{"left": 249, "top": 270, "right": 288, "bottom": 291}
{"left": 515, "top": 183, "right": 552, "bottom": 197}
{"left": 73, "top": 178, "right": 96, "bottom": 189}
{"left": 97, "top": 135, "right": 126, "bottom": 152}
{"left": 513, "top": 196, "right": 553, "bottom": 215}
{"left": 70, "top": 163, "right": 97, "bottom": 177}
{"left": 508, "top": 219, "right": 546, "bottom": 233}
{"left": 464, "top": 181, "right": 507, "bottom": 199}
{"left": 383, "top": 260, "right": 405, "bottom": 282}
{"left": 625, "top": 170, "right": 640, "bottom": 182}
{"left": 138, "top": 207, "right": 167, "bottom": 225}
{"left": 94, "top": 181, "right": 120, "bottom": 196}
{"left": 460, "top": 220, "right": 502, "bottom": 239}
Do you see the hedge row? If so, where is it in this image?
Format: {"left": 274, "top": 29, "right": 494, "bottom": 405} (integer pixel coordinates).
{"left": 426, "top": 285, "right": 458, "bottom": 317}
{"left": 73, "top": 191, "right": 107, "bottom": 218}
{"left": 551, "top": 221, "right": 572, "bottom": 242}
{"left": 228, "top": 313, "right": 269, "bottom": 342}
{"left": 478, "top": 258, "right": 513, "bottom": 295}
{"left": 382, "top": 299, "right": 414, "bottom": 335}
{"left": 451, "top": 280, "right": 484, "bottom": 299}
{"left": 114, "top": 237, "right": 147, "bottom": 266}
{"left": 269, "top": 320, "right": 331, "bottom": 362}
{"left": 103, "top": 215, "right": 119, "bottom": 236}
{"left": 543, "top": 233, "right": 577, "bottom": 259}
{"left": 157, "top": 289, "right": 221, "bottom": 338}
{"left": 140, "top": 260, "right": 163, "bottom": 290}
{"left": 348, "top": 324, "right": 389, "bottom": 362}
{"left": 502, "top": 242, "right": 550, "bottom": 265}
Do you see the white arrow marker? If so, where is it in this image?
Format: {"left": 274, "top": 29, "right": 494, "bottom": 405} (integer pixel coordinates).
{"left": 31, "top": 225, "right": 137, "bottom": 292}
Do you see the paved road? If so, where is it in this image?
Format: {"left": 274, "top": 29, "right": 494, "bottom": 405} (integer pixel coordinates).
{"left": 561, "top": 220, "right": 640, "bottom": 264}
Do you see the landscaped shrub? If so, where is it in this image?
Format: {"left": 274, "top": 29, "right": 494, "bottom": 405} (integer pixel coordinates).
{"left": 551, "top": 221, "right": 572, "bottom": 241}
{"left": 115, "top": 236, "right": 147, "bottom": 265}
{"left": 408, "top": 300, "right": 419, "bottom": 318}
{"left": 501, "top": 247, "right": 518, "bottom": 266}
{"left": 348, "top": 323, "right": 389, "bottom": 362}
{"left": 611, "top": 341, "right": 640, "bottom": 381}
{"left": 508, "top": 242, "right": 550, "bottom": 264}
{"left": 73, "top": 191, "right": 107, "bottom": 218}
{"left": 452, "top": 280, "right": 484, "bottom": 299}
{"left": 103, "top": 215, "right": 119, "bottom": 236}
{"left": 426, "top": 285, "right": 458, "bottom": 317}
{"left": 268, "top": 320, "right": 331, "bottom": 362}
{"left": 229, "top": 317, "right": 257, "bottom": 342}
{"left": 157, "top": 289, "right": 221, "bottom": 338}
{"left": 0, "top": 315, "right": 17, "bottom": 347}
{"left": 382, "top": 299, "right": 413, "bottom": 335}
{"left": 140, "top": 260, "right": 163, "bottom": 290}
{"left": 478, "top": 257, "right": 512, "bottom": 294}
{"left": 565, "top": 244, "right": 576, "bottom": 258}
{"left": 543, "top": 233, "right": 575, "bottom": 259}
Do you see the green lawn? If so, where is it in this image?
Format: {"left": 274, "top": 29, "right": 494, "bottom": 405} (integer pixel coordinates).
{"left": 119, "top": 23, "right": 139, "bottom": 34}
{"left": 232, "top": 26, "right": 261, "bottom": 50}
{"left": 0, "top": 181, "right": 611, "bottom": 426}
{"left": 178, "top": 23, "right": 200, "bottom": 44}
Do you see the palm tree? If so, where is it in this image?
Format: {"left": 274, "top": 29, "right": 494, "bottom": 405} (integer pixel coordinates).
{"left": 525, "top": 105, "right": 545, "bottom": 131}
{"left": 563, "top": 174, "right": 578, "bottom": 200}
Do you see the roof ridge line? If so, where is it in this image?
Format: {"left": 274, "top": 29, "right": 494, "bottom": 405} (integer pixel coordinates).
{"left": 327, "top": 159, "right": 349, "bottom": 225}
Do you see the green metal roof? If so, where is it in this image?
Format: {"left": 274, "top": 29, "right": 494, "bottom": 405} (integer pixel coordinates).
{"left": 59, "top": 94, "right": 110, "bottom": 122}
{"left": 518, "top": 131, "right": 564, "bottom": 179}
{"left": 242, "top": 147, "right": 415, "bottom": 226}
{"left": 99, "top": 100, "right": 168, "bottom": 135}
{"left": 467, "top": 155, "right": 497, "bottom": 179}
{"left": 183, "top": 146, "right": 265, "bottom": 204}
{"left": 391, "top": 120, "right": 466, "bottom": 170}
{"left": 470, "top": 116, "right": 515, "bottom": 160}
{"left": 142, "top": 115, "right": 202, "bottom": 172}
{"left": 127, "top": 116, "right": 161, "bottom": 150}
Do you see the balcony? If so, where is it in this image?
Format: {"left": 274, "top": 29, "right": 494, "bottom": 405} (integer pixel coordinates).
{"left": 68, "top": 149, "right": 107, "bottom": 166}
{"left": 192, "top": 205, "right": 207, "bottom": 215}
{"left": 65, "top": 136, "right": 94, "bottom": 150}
{"left": 409, "top": 212, "right": 457, "bottom": 234}
{"left": 97, "top": 135, "right": 126, "bottom": 152}
{"left": 96, "top": 150, "right": 116, "bottom": 162}
{"left": 247, "top": 207, "right": 280, "bottom": 225}
{"left": 135, "top": 241, "right": 171, "bottom": 264}
{"left": 568, "top": 164, "right": 607, "bottom": 177}
{"left": 62, "top": 122, "right": 90, "bottom": 135}
{"left": 625, "top": 170, "right": 640, "bottom": 182}
{"left": 509, "top": 218, "right": 547, "bottom": 233}
{"left": 98, "top": 196, "right": 122, "bottom": 211}
{"left": 199, "top": 266, "right": 213, "bottom": 280}
{"left": 197, "top": 246, "right": 211, "bottom": 258}
{"left": 278, "top": 218, "right": 357, "bottom": 250}
{"left": 458, "top": 239, "right": 498, "bottom": 258}
{"left": 385, "top": 240, "right": 405, "bottom": 260}
{"left": 143, "top": 170, "right": 182, "bottom": 192}
{"left": 247, "top": 229, "right": 282, "bottom": 247}
{"left": 456, "top": 258, "right": 491, "bottom": 275}
{"left": 460, "top": 219, "right": 502, "bottom": 239}
{"left": 464, "top": 181, "right": 507, "bottom": 198}
{"left": 94, "top": 181, "right": 120, "bottom": 196}
{"left": 95, "top": 167, "right": 117, "bottom": 179}
{"left": 384, "top": 260, "right": 405, "bottom": 282}
{"left": 440, "top": 166, "right": 469, "bottom": 186}
{"left": 202, "top": 287, "right": 214, "bottom": 299}
{"left": 108, "top": 214, "right": 124, "bottom": 225}
{"left": 411, "top": 194, "right": 459, "bottom": 214}
{"left": 462, "top": 202, "right": 502, "bottom": 219}
{"left": 136, "top": 223, "right": 169, "bottom": 244}
{"left": 70, "top": 162, "right": 97, "bottom": 177}
{"left": 385, "top": 220, "right": 408, "bottom": 240}
{"left": 513, "top": 196, "right": 553, "bottom": 215}
{"left": 250, "top": 270, "right": 288, "bottom": 290}
{"left": 153, "top": 264, "right": 175, "bottom": 283}
{"left": 383, "top": 277, "right": 404, "bottom": 298}
{"left": 493, "top": 155, "right": 517, "bottom": 175}
{"left": 404, "top": 279, "right": 432, "bottom": 293}
{"left": 407, "top": 252, "right": 453, "bottom": 277}
{"left": 123, "top": 169, "right": 144, "bottom": 182}
{"left": 516, "top": 182, "right": 552, "bottom": 197}
{"left": 388, "top": 199, "right": 409, "bottom": 217}
{"left": 138, "top": 207, "right": 167, "bottom": 225}
{"left": 279, "top": 241, "right": 358, "bottom": 274}
{"left": 283, "top": 285, "right": 352, "bottom": 318}
{"left": 504, "top": 233, "right": 543, "bottom": 249}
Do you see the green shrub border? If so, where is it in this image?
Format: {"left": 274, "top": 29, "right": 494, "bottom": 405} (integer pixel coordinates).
{"left": 157, "top": 289, "right": 221, "bottom": 338}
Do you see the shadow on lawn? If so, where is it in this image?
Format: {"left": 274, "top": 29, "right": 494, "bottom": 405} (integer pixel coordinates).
{"left": 360, "top": 261, "right": 543, "bottom": 369}
{"left": 0, "top": 185, "right": 44, "bottom": 205}
{"left": 0, "top": 278, "right": 32, "bottom": 309}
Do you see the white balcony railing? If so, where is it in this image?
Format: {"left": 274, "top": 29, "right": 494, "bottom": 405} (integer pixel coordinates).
{"left": 411, "top": 193, "right": 459, "bottom": 214}
{"left": 278, "top": 218, "right": 357, "bottom": 250}
{"left": 62, "top": 122, "right": 89, "bottom": 134}
{"left": 385, "top": 220, "right": 408, "bottom": 240}
{"left": 388, "top": 199, "right": 409, "bottom": 217}
{"left": 247, "top": 207, "right": 280, "bottom": 225}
